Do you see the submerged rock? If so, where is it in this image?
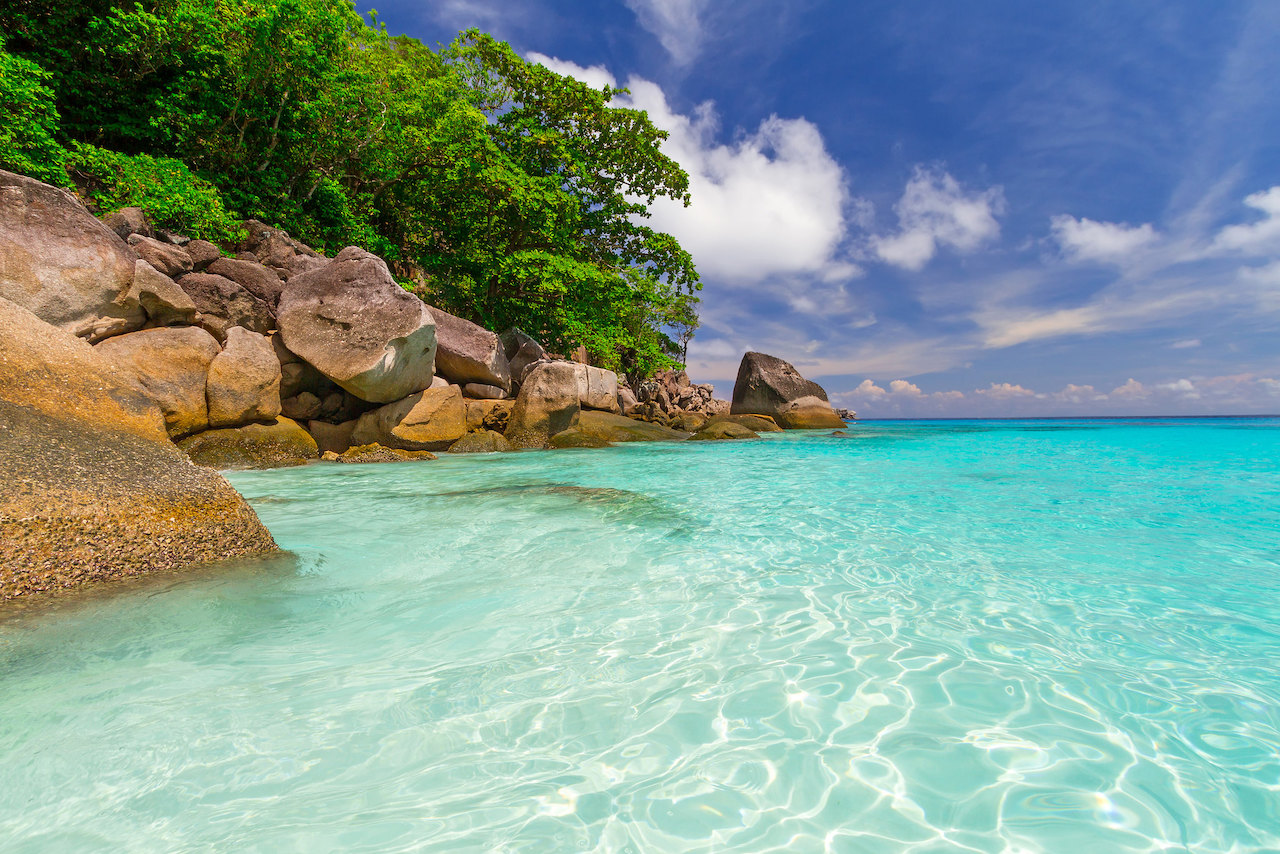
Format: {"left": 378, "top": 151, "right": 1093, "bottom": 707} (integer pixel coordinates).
{"left": 0, "top": 297, "right": 276, "bottom": 599}
{"left": 338, "top": 443, "right": 437, "bottom": 464}
{"left": 447, "top": 430, "right": 514, "bottom": 454}
{"left": 576, "top": 410, "right": 688, "bottom": 442}
{"left": 548, "top": 428, "right": 612, "bottom": 449}
{"left": 689, "top": 421, "right": 759, "bottom": 441}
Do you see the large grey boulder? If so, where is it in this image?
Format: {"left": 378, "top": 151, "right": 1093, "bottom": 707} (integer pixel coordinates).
{"left": 0, "top": 169, "right": 145, "bottom": 343}
{"left": 95, "top": 326, "right": 222, "bottom": 438}
{"left": 730, "top": 351, "right": 845, "bottom": 430}
{"left": 576, "top": 365, "right": 620, "bottom": 412}
{"left": 0, "top": 297, "right": 276, "bottom": 600}
{"left": 176, "top": 272, "right": 274, "bottom": 341}
{"left": 206, "top": 327, "right": 282, "bottom": 428}
{"left": 431, "top": 306, "right": 511, "bottom": 392}
{"left": 207, "top": 257, "right": 285, "bottom": 308}
{"left": 277, "top": 246, "right": 436, "bottom": 403}
{"left": 504, "top": 361, "right": 582, "bottom": 449}
{"left": 349, "top": 385, "right": 467, "bottom": 451}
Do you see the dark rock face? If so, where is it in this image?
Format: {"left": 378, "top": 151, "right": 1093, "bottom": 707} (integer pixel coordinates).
{"left": 0, "top": 297, "right": 276, "bottom": 600}
{"left": 431, "top": 306, "right": 511, "bottom": 392}
{"left": 176, "top": 272, "right": 274, "bottom": 341}
{"left": 128, "top": 234, "right": 194, "bottom": 279}
{"left": 179, "top": 417, "right": 318, "bottom": 469}
{"left": 238, "top": 219, "right": 327, "bottom": 279}
{"left": 277, "top": 246, "right": 436, "bottom": 404}
{"left": 500, "top": 328, "right": 548, "bottom": 389}
{"left": 207, "top": 257, "right": 285, "bottom": 308}
{"left": 0, "top": 169, "right": 145, "bottom": 342}
{"left": 730, "top": 351, "right": 845, "bottom": 430}
{"left": 95, "top": 326, "right": 222, "bottom": 439}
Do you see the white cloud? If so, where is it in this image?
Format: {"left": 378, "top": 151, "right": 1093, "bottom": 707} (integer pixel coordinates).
{"left": 1171, "top": 338, "right": 1201, "bottom": 349}
{"left": 621, "top": 79, "right": 851, "bottom": 283}
{"left": 1110, "top": 378, "right": 1147, "bottom": 398}
{"left": 526, "top": 53, "right": 616, "bottom": 90}
{"left": 1213, "top": 186, "right": 1280, "bottom": 254}
{"left": 975, "top": 382, "right": 1035, "bottom": 399}
{"left": 1054, "top": 383, "right": 1102, "bottom": 404}
{"left": 1050, "top": 215, "right": 1158, "bottom": 263}
{"left": 888, "top": 379, "right": 923, "bottom": 396}
{"left": 624, "top": 0, "right": 709, "bottom": 65}
{"left": 872, "top": 167, "right": 1005, "bottom": 271}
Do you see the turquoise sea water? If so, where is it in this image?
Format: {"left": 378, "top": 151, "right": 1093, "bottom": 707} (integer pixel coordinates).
{"left": 2, "top": 418, "right": 1280, "bottom": 852}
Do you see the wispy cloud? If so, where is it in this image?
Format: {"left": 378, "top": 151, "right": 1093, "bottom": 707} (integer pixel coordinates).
{"left": 623, "top": 0, "right": 709, "bottom": 65}
{"left": 1050, "top": 215, "right": 1158, "bottom": 263}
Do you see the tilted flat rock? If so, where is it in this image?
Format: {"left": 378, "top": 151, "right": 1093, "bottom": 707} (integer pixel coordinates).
{"left": 504, "top": 361, "right": 582, "bottom": 449}
{"left": 277, "top": 246, "right": 436, "bottom": 403}
{"left": 349, "top": 385, "right": 466, "bottom": 451}
{"left": 176, "top": 272, "right": 274, "bottom": 341}
{"left": 95, "top": 326, "right": 222, "bottom": 438}
{"left": 179, "top": 417, "right": 318, "bottom": 469}
{"left": 730, "top": 351, "right": 845, "bottom": 429}
{"left": 0, "top": 169, "right": 145, "bottom": 343}
{"left": 129, "top": 259, "right": 197, "bottom": 327}
{"left": 207, "top": 257, "right": 285, "bottom": 308}
{"left": 576, "top": 410, "right": 689, "bottom": 442}
{"left": 0, "top": 297, "right": 276, "bottom": 599}
{"left": 431, "top": 306, "right": 511, "bottom": 392}
{"left": 206, "top": 327, "right": 282, "bottom": 428}
{"left": 128, "top": 234, "right": 193, "bottom": 279}
{"left": 548, "top": 428, "right": 612, "bottom": 449}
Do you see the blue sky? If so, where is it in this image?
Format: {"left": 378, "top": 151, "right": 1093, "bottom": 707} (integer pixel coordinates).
{"left": 362, "top": 0, "right": 1280, "bottom": 415}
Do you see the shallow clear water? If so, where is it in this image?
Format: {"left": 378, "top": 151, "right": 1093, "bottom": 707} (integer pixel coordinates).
{"left": 3, "top": 418, "right": 1280, "bottom": 853}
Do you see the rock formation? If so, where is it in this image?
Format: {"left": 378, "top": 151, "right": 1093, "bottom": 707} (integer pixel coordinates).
{"left": 730, "top": 352, "right": 845, "bottom": 429}
{"left": 431, "top": 306, "right": 511, "bottom": 393}
{"left": 0, "top": 297, "right": 276, "bottom": 599}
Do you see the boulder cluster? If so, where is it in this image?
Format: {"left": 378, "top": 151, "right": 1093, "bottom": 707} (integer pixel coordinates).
{"left": 0, "top": 168, "right": 852, "bottom": 598}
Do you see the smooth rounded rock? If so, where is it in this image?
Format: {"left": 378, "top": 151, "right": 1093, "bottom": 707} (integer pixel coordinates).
{"left": 730, "top": 351, "right": 845, "bottom": 429}
{"left": 95, "top": 326, "right": 222, "bottom": 438}
{"left": 277, "top": 246, "right": 436, "bottom": 403}
{"left": 575, "top": 410, "right": 688, "bottom": 442}
{"left": 431, "top": 306, "right": 511, "bottom": 392}
{"left": 206, "top": 327, "right": 282, "bottom": 428}
{"left": 349, "top": 385, "right": 466, "bottom": 451}
{"left": 447, "top": 430, "right": 514, "bottom": 454}
{"left": 689, "top": 421, "right": 759, "bottom": 441}
{"left": 504, "top": 362, "right": 582, "bottom": 449}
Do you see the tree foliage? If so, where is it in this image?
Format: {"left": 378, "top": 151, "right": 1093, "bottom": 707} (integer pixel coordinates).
{"left": 0, "top": 1, "right": 700, "bottom": 377}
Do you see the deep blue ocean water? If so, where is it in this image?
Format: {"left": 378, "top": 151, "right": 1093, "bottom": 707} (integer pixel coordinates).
{"left": 2, "top": 418, "right": 1279, "bottom": 852}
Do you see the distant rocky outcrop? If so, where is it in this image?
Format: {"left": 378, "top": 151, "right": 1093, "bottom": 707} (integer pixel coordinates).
{"left": 0, "top": 297, "right": 276, "bottom": 600}
{"left": 730, "top": 352, "right": 845, "bottom": 429}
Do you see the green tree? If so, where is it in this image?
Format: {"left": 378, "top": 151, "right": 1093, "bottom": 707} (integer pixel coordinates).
{"left": 0, "top": 39, "right": 67, "bottom": 184}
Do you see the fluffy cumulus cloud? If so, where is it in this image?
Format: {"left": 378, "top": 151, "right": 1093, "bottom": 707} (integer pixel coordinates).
{"left": 530, "top": 54, "right": 854, "bottom": 285}
{"left": 1050, "top": 215, "right": 1158, "bottom": 263}
{"left": 975, "top": 382, "right": 1035, "bottom": 399}
{"left": 623, "top": 0, "right": 708, "bottom": 65}
{"left": 871, "top": 167, "right": 1005, "bottom": 271}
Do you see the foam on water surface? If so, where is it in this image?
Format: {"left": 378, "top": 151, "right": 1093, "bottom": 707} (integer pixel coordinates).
{"left": 2, "top": 418, "right": 1279, "bottom": 852}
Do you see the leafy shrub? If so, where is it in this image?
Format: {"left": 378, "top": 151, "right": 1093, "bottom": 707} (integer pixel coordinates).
{"left": 65, "top": 143, "right": 244, "bottom": 243}
{"left": 0, "top": 42, "right": 66, "bottom": 185}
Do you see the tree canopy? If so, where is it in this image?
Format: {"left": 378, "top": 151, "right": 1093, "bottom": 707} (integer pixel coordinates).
{"left": 0, "top": 1, "right": 700, "bottom": 379}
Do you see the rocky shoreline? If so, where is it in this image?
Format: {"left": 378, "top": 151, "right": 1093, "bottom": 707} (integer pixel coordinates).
{"left": 0, "top": 168, "right": 850, "bottom": 601}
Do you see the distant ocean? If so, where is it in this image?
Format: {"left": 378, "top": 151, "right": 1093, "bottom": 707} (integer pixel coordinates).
{"left": 3, "top": 417, "right": 1278, "bottom": 852}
